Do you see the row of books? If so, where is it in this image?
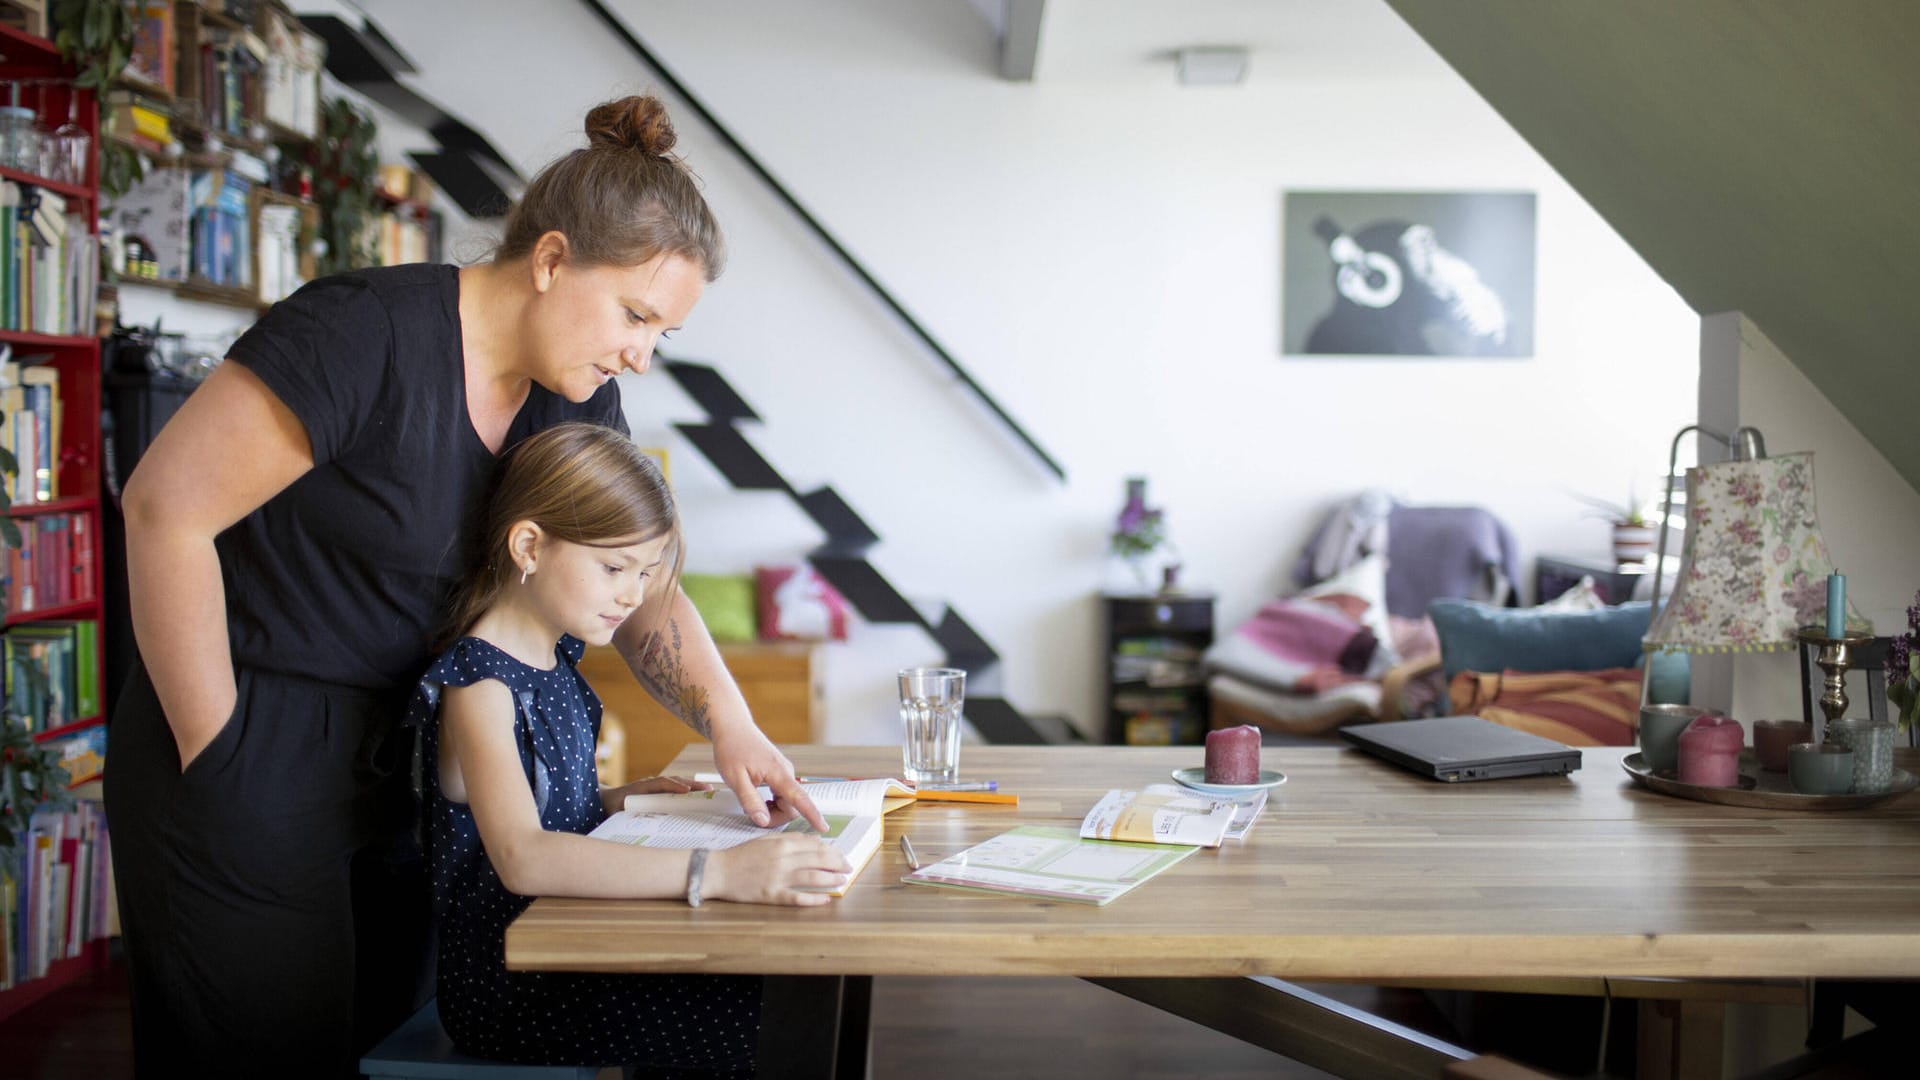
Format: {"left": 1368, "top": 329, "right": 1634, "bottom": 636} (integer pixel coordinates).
{"left": 2, "top": 513, "right": 95, "bottom": 618}
{"left": 127, "top": 1, "right": 325, "bottom": 140}
{"left": 114, "top": 159, "right": 269, "bottom": 291}
{"left": 189, "top": 170, "right": 254, "bottom": 289}
{"left": 0, "top": 182, "right": 98, "bottom": 338}
{"left": 3, "top": 621, "right": 102, "bottom": 733}
{"left": 0, "top": 355, "right": 61, "bottom": 506}
{"left": 2, "top": 799, "right": 112, "bottom": 990}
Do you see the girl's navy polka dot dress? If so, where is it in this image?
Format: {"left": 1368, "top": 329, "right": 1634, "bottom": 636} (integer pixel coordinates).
{"left": 412, "top": 635, "right": 759, "bottom": 1073}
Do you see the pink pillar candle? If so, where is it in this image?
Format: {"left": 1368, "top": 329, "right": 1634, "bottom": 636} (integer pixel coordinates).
{"left": 1205, "top": 724, "right": 1262, "bottom": 785}
{"left": 1676, "top": 714, "right": 1745, "bottom": 787}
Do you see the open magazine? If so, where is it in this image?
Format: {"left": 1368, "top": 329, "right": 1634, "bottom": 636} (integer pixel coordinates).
{"left": 1079, "top": 785, "right": 1268, "bottom": 848}
{"left": 588, "top": 779, "right": 910, "bottom": 896}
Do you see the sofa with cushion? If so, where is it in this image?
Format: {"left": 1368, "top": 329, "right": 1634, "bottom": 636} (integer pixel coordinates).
{"left": 1424, "top": 594, "right": 1690, "bottom": 746}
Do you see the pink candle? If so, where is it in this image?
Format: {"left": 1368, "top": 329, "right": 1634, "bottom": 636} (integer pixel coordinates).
{"left": 1205, "top": 724, "right": 1261, "bottom": 784}
{"left": 1676, "top": 714, "right": 1744, "bottom": 787}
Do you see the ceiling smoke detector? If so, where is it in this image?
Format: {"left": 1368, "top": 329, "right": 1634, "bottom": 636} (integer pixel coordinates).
{"left": 1176, "top": 46, "right": 1249, "bottom": 86}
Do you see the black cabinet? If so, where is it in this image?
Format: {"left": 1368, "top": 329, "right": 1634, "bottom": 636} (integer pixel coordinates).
{"left": 1102, "top": 592, "right": 1215, "bottom": 745}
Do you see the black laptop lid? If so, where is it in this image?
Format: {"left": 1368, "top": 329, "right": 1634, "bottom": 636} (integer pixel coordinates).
{"left": 1341, "top": 716, "right": 1582, "bottom": 781}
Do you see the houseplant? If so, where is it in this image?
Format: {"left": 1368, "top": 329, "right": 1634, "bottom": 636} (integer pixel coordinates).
{"left": 52, "top": 0, "right": 147, "bottom": 199}
{"left": 1572, "top": 490, "right": 1657, "bottom": 565}
{"left": 1887, "top": 590, "right": 1920, "bottom": 732}
{"left": 1108, "top": 477, "right": 1180, "bottom": 593}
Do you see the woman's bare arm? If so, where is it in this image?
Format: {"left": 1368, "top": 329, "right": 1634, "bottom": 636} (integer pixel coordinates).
{"left": 121, "top": 362, "right": 315, "bottom": 767}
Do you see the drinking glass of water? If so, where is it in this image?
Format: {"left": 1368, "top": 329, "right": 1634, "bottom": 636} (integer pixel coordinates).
{"left": 898, "top": 668, "right": 965, "bottom": 784}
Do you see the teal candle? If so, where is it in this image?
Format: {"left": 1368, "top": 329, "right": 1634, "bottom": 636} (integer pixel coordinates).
{"left": 1826, "top": 571, "right": 1846, "bottom": 638}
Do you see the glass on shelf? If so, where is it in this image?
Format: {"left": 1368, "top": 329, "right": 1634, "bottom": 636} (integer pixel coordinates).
{"left": 51, "top": 92, "right": 89, "bottom": 185}
{"left": 0, "top": 103, "right": 37, "bottom": 173}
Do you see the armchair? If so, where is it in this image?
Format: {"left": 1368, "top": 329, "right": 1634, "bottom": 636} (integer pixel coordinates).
{"left": 1206, "top": 498, "right": 1519, "bottom": 740}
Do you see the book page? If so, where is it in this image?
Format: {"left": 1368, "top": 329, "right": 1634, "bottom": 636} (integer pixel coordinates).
{"left": 623, "top": 778, "right": 896, "bottom": 819}
{"left": 1080, "top": 790, "right": 1237, "bottom": 848}
{"left": 1142, "top": 783, "right": 1267, "bottom": 840}
{"left": 902, "top": 825, "right": 1197, "bottom": 906}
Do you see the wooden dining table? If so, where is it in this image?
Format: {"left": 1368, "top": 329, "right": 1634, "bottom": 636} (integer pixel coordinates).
{"left": 505, "top": 743, "right": 1920, "bottom": 1078}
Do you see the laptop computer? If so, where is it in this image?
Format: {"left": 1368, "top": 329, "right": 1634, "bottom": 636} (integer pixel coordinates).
{"left": 1340, "top": 715, "right": 1582, "bottom": 782}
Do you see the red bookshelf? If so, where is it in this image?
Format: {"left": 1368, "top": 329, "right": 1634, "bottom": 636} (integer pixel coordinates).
{"left": 0, "top": 20, "right": 109, "bottom": 1021}
{"left": 0, "top": 939, "right": 109, "bottom": 1024}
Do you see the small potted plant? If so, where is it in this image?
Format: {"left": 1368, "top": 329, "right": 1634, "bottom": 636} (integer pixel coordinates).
{"left": 1887, "top": 590, "right": 1920, "bottom": 733}
{"left": 1572, "top": 489, "right": 1658, "bottom": 565}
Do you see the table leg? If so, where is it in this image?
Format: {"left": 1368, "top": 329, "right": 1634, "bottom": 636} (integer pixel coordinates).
{"left": 1086, "top": 976, "right": 1472, "bottom": 1079}
{"left": 1636, "top": 998, "right": 1724, "bottom": 1080}
{"left": 755, "top": 974, "right": 872, "bottom": 1080}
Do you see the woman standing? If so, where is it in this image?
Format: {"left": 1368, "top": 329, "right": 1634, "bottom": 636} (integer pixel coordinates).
{"left": 103, "top": 95, "right": 823, "bottom": 1076}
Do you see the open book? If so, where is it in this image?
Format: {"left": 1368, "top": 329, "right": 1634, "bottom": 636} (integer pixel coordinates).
{"left": 588, "top": 779, "right": 910, "bottom": 897}
{"left": 901, "top": 825, "right": 1197, "bottom": 906}
{"left": 1079, "top": 785, "right": 1267, "bottom": 848}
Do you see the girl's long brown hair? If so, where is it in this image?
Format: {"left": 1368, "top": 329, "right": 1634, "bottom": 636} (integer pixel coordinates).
{"left": 438, "top": 423, "right": 683, "bottom": 650}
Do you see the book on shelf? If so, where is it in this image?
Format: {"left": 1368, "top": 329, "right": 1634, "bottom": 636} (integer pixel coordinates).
{"left": 0, "top": 514, "right": 98, "bottom": 615}
{"left": 3, "top": 800, "right": 111, "bottom": 991}
{"left": 127, "top": 2, "right": 177, "bottom": 94}
{"left": 43, "top": 720, "right": 106, "bottom": 785}
{"left": 3, "top": 621, "right": 101, "bottom": 732}
{"left": 901, "top": 825, "right": 1198, "bottom": 906}
{"left": 588, "top": 778, "right": 913, "bottom": 896}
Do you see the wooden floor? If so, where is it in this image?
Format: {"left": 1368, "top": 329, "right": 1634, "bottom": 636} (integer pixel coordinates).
{"left": 0, "top": 951, "right": 1465, "bottom": 1078}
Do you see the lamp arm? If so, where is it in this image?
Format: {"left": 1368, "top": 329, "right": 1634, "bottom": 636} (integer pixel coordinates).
{"left": 1648, "top": 424, "right": 1767, "bottom": 614}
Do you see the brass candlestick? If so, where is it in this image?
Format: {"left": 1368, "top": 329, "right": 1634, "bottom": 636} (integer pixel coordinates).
{"left": 1797, "top": 625, "right": 1877, "bottom": 744}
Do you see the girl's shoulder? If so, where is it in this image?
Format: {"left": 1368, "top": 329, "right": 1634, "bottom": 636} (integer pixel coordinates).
{"left": 421, "top": 634, "right": 587, "bottom": 688}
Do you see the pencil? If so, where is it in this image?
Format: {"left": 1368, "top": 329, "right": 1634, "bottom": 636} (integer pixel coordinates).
{"left": 899, "top": 835, "right": 920, "bottom": 870}
{"left": 911, "top": 789, "right": 1018, "bottom": 805}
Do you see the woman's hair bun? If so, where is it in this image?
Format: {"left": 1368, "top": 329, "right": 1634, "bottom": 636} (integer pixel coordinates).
{"left": 585, "top": 95, "right": 677, "bottom": 157}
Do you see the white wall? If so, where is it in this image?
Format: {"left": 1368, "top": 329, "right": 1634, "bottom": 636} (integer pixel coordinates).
{"left": 355, "top": 0, "right": 1700, "bottom": 742}
{"left": 1694, "top": 312, "right": 1920, "bottom": 724}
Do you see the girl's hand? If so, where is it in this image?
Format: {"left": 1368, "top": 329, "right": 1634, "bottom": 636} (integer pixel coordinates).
{"left": 623, "top": 775, "right": 709, "bottom": 796}
{"left": 706, "top": 834, "right": 852, "bottom": 907}
{"left": 711, "top": 722, "right": 828, "bottom": 832}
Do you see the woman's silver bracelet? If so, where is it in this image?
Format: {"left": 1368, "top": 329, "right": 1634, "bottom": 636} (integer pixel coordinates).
{"left": 685, "top": 848, "right": 711, "bottom": 907}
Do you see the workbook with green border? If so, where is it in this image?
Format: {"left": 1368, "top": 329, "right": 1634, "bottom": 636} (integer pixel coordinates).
{"left": 901, "top": 825, "right": 1197, "bottom": 905}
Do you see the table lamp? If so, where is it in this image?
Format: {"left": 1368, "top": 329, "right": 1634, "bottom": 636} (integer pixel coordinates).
{"left": 1642, "top": 446, "right": 1870, "bottom": 735}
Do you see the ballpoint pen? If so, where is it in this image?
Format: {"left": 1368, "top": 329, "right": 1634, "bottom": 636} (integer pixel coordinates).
{"left": 899, "top": 835, "right": 920, "bottom": 870}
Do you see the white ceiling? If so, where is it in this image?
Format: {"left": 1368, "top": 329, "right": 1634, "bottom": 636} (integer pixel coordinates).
{"left": 1010, "top": 0, "right": 1452, "bottom": 83}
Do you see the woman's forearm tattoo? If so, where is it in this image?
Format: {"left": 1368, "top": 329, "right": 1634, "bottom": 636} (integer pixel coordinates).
{"left": 638, "top": 618, "right": 712, "bottom": 738}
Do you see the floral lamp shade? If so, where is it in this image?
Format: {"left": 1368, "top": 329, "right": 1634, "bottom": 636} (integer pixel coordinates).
{"left": 1644, "top": 452, "right": 1867, "bottom": 653}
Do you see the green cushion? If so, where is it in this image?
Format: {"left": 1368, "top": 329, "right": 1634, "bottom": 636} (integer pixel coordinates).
{"left": 681, "top": 574, "right": 758, "bottom": 643}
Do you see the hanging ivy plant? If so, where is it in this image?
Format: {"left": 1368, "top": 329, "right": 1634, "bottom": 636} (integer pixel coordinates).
{"left": 51, "top": 0, "right": 136, "bottom": 92}
{"left": 312, "top": 97, "right": 382, "bottom": 276}
{"left": 51, "top": 1, "right": 146, "bottom": 199}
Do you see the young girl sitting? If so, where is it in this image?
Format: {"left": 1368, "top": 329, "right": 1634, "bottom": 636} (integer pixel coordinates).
{"left": 409, "top": 422, "right": 851, "bottom": 1071}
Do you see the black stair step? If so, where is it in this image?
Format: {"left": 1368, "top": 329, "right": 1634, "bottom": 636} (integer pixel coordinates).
{"left": 674, "top": 423, "right": 791, "bottom": 492}
{"left": 966, "top": 699, "right": 1081, "bottom": 745}
{"left": 798, "top": 487, "right": 880, "bottom": 550}
{"left": 808, "top": 555, "right": 925, "bottom": 626}
{"left": 930, "top": 608, "right": 996, "bottom": 666}
{"left": 663, "top": 360, "right": 761, "bottom": 422}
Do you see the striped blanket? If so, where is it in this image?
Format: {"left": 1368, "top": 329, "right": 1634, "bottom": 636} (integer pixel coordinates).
{"left": 1447, "top": 667, "right": 1643, "bottom": 747}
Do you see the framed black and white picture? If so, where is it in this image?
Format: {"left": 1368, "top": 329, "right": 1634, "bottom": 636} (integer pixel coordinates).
{"left": 1281, "top": 191, "right": 1536, "bottom": 357}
